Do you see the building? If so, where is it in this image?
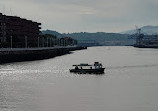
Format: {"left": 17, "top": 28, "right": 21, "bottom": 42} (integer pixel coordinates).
{"left": 0, "top": 13, "right": 6, "bottom": 45}
{"left": 0, "top": 13, "right": 41, "bottom": 48}
{"left": 77, "top": 40, "right": 98, "bottom": 46}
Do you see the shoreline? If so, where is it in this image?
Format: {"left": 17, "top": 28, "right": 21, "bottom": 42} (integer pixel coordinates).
{"left": 0, "top": 46, "right": 87, "bottom": 64}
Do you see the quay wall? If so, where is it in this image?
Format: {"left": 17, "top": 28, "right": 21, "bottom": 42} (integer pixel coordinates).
{"left": 0, "top": 46, "right": 87, "bottom": 64}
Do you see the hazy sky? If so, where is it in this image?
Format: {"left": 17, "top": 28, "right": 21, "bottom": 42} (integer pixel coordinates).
{"left": 0, "top": 0, "right": 158, "bottom": 33}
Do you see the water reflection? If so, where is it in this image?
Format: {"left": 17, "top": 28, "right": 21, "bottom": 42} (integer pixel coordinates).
{"left": 71, "top": 72, "right": 105, "bottom": 75}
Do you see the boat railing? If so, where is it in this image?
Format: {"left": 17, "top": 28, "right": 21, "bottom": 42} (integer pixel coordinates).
{"left": 73, "top": 63, "right": 92, "bottom": 66}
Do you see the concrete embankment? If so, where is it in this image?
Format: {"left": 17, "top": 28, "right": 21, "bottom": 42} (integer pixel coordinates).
{"left": 0, "top": 46, "right": 87, "bottom": 64}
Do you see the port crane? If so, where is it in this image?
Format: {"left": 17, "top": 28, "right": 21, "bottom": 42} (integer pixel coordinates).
{"left": 129, "top": 26, "right": 158, "bottom": 47}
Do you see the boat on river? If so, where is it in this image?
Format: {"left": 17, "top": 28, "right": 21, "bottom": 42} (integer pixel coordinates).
{"left": 70, "top": 62, "right": 105, "bottom": 74}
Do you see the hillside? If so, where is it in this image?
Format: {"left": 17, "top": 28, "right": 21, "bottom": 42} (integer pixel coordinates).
{"left": 42, "top": 30, "right": 135, "bottom": 46}
{"left": 63, "top": 32, "right": 134, "bottom": 46}
{"left": 42, "top": 30, "right": 64, "bottom": 38}
{"left": 63, "top": 32, "right": 127, "bottom": 41}
{"left": 121, "top": 25, "right": 158, "bottom": 35}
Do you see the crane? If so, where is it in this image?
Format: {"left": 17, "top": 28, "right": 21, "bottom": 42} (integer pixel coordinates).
{"left": 129, "top": 26, "right": 158, "bottom": 47}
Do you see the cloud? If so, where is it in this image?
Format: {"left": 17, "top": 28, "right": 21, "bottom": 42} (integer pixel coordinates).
{"left": 0, "top": 0, "right": 158, "bottom": 33}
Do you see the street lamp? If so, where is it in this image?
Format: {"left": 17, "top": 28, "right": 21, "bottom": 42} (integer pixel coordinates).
{"left": 38, "top": 36, "right": 40, "bottom": 48}
{"left": 47, "top": 37, "right": 48, "bottom": 47}
{"left": 10, "top": 36, "right": 12, "bottom": 48}
{"left": 25, "top": 36, "right": 27, "bottom": 48}
{"left": 43, "top": 37, "right": 44, "bottom": 47}
{"left": 50, "top": 38, "right": 52, "bottom": 47}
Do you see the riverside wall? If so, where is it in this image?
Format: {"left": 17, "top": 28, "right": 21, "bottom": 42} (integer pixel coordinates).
{"left": 0, "top": 46, "right": 87, "bottom": 64}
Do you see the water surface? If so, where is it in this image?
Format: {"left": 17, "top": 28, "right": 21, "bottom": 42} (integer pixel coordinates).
{"left": 0, "top": 46, "right": 158, "bottom": 111}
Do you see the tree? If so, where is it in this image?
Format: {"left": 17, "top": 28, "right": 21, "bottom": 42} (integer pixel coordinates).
{"left": 43, "top": 34, "right": 57, "bottom": 39}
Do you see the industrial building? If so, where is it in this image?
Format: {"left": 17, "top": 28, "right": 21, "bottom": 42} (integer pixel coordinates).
{"left": 0, "top": 13, "right": 41, "bottom": 48}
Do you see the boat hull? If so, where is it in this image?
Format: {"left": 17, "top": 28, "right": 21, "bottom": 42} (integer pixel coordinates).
{"left": 70, "top": 68, "right": 105, "bottom": 74}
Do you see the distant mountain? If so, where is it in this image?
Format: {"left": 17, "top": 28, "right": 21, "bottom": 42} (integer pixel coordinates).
{"left": 63, "top": 32, "right": 134, "bottom": 46}
{"left": 42, "top": 30, "right": 135, "bottom": 46}
{"left": 63, "top": 32, "right": 128, "bottom": 41}
{"left": 121, "top": 25, "right": 158, "bottom": 35}
{"left": 42, "top": 30, "right": 64, "bottom": 38}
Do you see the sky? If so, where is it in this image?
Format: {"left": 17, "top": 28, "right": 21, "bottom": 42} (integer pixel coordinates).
{"left": 0, "top": 0, "right": 158, "bottom": 33}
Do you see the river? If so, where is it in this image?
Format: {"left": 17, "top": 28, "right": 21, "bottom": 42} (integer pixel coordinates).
{"left": 0, "top": 46, "right": 158, "bottom": 111}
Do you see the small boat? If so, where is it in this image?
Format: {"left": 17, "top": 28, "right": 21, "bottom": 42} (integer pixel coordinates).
{"left": 70, "top": 62, "right": 105, "bottom": 74}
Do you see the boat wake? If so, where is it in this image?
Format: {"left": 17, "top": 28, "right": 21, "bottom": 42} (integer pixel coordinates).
{"left": 107, "top": 64, "right": 158, "bottom": 69}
